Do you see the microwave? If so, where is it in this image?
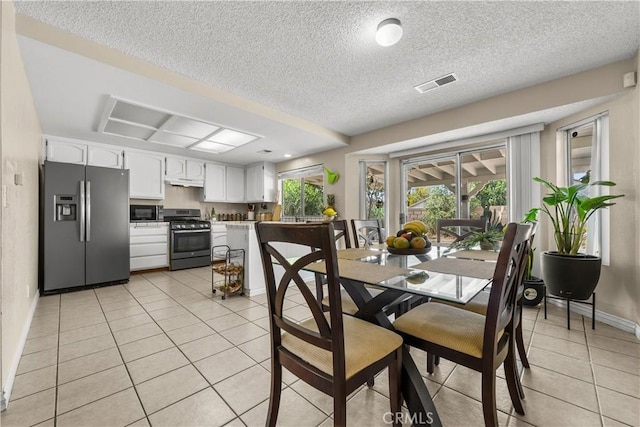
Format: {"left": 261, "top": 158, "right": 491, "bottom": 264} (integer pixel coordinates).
{"left": 130, "top": 204, "right": 164, "bottom": 222}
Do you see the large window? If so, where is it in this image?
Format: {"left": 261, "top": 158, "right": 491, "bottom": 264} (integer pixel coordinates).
{"left": 560, "top": 113, "right": 610, "bottom": 262}
{"left": 401, "top": 145, "right": 508, "bottom": 241}
{"left": 279, "top": 165, "right": 325, "bottom": 220}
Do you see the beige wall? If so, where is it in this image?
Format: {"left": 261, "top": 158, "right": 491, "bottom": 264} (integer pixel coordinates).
{"left": 1, "top": 0, "right": 42, "bottom": 401}
{"left": 539, "top": 90, "right": 639, "bottom": 324}
{"left": 277, "top": 55, "right": 639, "bottom": 326}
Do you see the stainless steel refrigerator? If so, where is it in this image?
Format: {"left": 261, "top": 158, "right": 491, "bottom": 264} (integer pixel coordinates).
{"left": 41, "top": 161, "right": 130, "bottom": 293}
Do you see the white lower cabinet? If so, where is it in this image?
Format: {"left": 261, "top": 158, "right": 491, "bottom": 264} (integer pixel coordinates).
{"left": 226, "top": 225, "right": 263, "bottom": 296}
{"left": 130, "top": 223, "right": 169, "bottom": 271}
{"left": 211, "top": 224, "right": 227, "bottom": 250}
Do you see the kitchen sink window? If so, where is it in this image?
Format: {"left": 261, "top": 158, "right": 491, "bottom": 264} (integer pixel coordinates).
{"left": 279, "top": 165, "right": 325, "bottom": 221}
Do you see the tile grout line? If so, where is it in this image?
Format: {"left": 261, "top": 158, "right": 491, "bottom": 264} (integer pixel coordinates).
{"left": 583, "top": 315, "right": 606, "bottom": 427}
{"left": 123, "top": 271, "right": 248, "bottom": 423}
{"left": 95, "top": 285, "right": 152, "bottom": 426}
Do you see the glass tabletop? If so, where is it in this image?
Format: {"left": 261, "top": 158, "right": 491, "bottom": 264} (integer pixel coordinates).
{"left": 337, "top": 245, "right": 495, "bottom": 304}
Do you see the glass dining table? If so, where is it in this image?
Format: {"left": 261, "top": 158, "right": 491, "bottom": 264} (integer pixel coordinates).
{"left": 303, "top": 244, "right": 499, "bottom": 426}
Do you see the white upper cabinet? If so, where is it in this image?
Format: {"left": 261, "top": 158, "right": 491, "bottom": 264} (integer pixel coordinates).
{"left": 165, "top": 157, "right": 205, "bottom": 183}
{"left": 87, "top": 145, "right": 124, "bottom": 169}
{"left": 44, "top": 137, "right": 123, "bottom": 169}
{"left": 186, "top": 160, "right": 205, "bottom": 180}
{"left": 124, "top": 150, "right": 165, "bottom": 199}
{"left": 225, "top": 166, "right": 245, "bottom": 202}
{"left": 165, "top": 156, "right": 186, "bottom": 179}
{"left": 246, "top": 162, "right": 275, "bottom": 202}
{"left": 45, "top": 139, "right": 87, "bottom": 165}
{"left": 203, "top": 163, "right": 226, "bottom": 202}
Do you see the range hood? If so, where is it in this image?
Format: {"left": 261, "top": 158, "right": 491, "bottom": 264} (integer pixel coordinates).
{"left": 165, "top": 177, "right": 204, "bottom": 188}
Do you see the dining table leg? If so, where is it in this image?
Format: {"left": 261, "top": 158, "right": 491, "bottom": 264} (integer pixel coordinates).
{"left": 401, "top": 346, "right": 442, "bottom": 426}
{"left": 340, "top": 280, "right": 442, "bottom": 426}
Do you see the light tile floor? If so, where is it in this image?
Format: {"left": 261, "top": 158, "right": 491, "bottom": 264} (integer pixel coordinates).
{"left": 2, "top": 267, "right": 639, "bottom": 426}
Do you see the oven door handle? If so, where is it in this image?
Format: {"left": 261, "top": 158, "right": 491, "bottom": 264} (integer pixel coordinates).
{"left": 172, "top": 229, "right": 210, "bottom": 233}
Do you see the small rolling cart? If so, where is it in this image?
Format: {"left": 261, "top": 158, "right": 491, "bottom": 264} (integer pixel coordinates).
{"left": 211, "top": 245, "right": 245, "bottom": 299}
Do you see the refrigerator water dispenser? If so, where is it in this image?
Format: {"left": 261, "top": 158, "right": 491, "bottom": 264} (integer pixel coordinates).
{"left": 55, "top": 195, "right": 77, "bottom": 221}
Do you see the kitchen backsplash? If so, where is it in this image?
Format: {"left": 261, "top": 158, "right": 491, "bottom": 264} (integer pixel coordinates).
{"left": 130, "top": 185, "right": 273, "bottom": 219}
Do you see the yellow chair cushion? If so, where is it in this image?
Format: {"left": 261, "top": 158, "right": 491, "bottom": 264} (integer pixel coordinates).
{"left": 322, "top": 288, "right": 384, "bottom": 315}
{"left": 437, "top": 290, "right": 489, "bottom": 316}
{"left": 281, "top": 313, "right": 403, "bottom": 380}
{"left": 393, "top": 302, "right": 500, "bottom": 359}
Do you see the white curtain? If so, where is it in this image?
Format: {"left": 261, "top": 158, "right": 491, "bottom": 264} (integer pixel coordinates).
{"left": 507, "top": 132, "right": 541, "bottom": 223}
{"left": 586, "top": 115, "right": 610, "bottom": 264}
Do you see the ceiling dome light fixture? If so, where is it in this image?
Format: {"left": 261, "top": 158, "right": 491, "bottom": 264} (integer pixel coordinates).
{"left": 376, "top": 18, "right": 403, "bottom": 47}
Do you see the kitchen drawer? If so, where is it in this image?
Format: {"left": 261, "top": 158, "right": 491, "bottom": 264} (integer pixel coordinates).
{"left": 131, "top": 242, "right": 168, "bottom": 258}
{"left": 130, "top": 235, "right": 168, "bottom": 245}
{"left": 131, "top": 254, "right": 168, "bottom": 271}
{"left": 130, "top": 224, "right": 169, "bottom": 237}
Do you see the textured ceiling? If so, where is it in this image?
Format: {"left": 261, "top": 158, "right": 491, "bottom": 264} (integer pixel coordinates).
{"left": 15, "top": 1, "right": 640, "bottom": 136}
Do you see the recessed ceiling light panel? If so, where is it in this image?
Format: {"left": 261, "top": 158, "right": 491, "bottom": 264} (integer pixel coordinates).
{"left": 208, "top": 129, "right": 259, "bottom": 146}
{"left": 110, "top": 101, "right": 169, "bottom": 128}
{"left": 149, "top": 132, "right": 198, "bottom": 148}
{"left": 191, "top": 140, "right": 236, "bottom": 153}
{"left": 98, "top": 97, "right": 261, "bottom": 153}
{"left": 103, "top": 120, "right": 155, "bottom": 140}
{"left": 162, "top": 116, "right": 220, "bottom": 139}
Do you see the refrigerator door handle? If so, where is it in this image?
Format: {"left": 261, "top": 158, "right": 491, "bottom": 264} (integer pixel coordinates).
{"left": 86, "top": 180, "right": 91, "bottom": 242}
{"left": 79, "top": 180, "right": 85, "bottom": 242}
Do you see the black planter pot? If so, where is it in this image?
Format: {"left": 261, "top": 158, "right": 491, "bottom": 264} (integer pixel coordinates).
{"left": 541, "top": 251, "right": 602, "bottom": 300}
{"left": 522, "top": 276, "right": 545, "bottom": 306}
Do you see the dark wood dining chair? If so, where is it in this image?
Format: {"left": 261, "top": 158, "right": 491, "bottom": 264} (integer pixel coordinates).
{"left": 256, "top": 222, "right": 403, "bottom": 427}
{"left": 307, "top": 219, "right": 352, "bottom": 249}
{"left": 393, "top": 222, "right": 533, "bottom": 426}
{"left": 351, "top": 219, "right": 384, "bottom": 248}
{"left": 308, "top": 220, "right": 363, "bottom": 311}
{"left": 436, "top": 218, "right": 488, "bottom": 244}
{"left": 437, "top": 221, "right": 538, "bottom": 373}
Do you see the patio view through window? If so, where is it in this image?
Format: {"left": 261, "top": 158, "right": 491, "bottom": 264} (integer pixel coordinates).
{"left": 279, "top": 166, "right": 324, "bottom": 220}
{"left": 361, "top": 161, "right": 386, "bottom": 223}
{"left": 402, "top": 145, "right": 508, "bottom": 242}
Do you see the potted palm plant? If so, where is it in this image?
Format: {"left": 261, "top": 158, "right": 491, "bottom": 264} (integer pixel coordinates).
{"left": 524, "top": 171, "right": 624, "bottom": 300}
{"left": 451, "top": 210, "right": 505, "bottom": 251}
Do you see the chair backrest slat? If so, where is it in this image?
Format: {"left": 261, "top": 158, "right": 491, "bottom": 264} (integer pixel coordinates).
{"left": 257, "top": 222, "right": 346, "bottom": 354}
{"left": 307, "top": 219, "right": 351, "bottom": 249}
{"left": 351, "top": 219, "right": 384, "bottom": 248}
{"left": 483, "top": 222, "right": 533, "bottom": 355}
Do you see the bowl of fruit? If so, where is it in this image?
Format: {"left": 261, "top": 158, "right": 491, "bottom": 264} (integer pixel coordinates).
{"left": 385, "top": 220, "right": 432, "bottom": 255}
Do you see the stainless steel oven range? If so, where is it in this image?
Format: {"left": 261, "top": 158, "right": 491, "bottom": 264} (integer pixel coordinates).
{"left": 164, "top": 208, "right": 211, "bottom": 271}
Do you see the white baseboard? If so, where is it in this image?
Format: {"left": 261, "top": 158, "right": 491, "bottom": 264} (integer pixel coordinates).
{"left": 2, "top": 292, "right": 40, "bottom": 409}
{"left": 244, "top": 288, "right": 265, "bottom": 297}
{"left": 547, "top": 298, "right": 640, "bottom": 338}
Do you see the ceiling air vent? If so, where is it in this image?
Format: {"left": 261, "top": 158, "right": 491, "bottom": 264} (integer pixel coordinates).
{"left": 257, "top": 150, "right": 272, "bottom": 154}
{"left": 414, "top": 73, "right": 458, "bottom": 94}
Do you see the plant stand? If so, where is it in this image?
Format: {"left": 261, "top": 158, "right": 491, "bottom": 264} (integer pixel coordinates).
{"left": 544, "top": 289, "right": 595, "bottom": 330}
{"left": 211, "top": 245, "right": 245, "bottom": 299}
